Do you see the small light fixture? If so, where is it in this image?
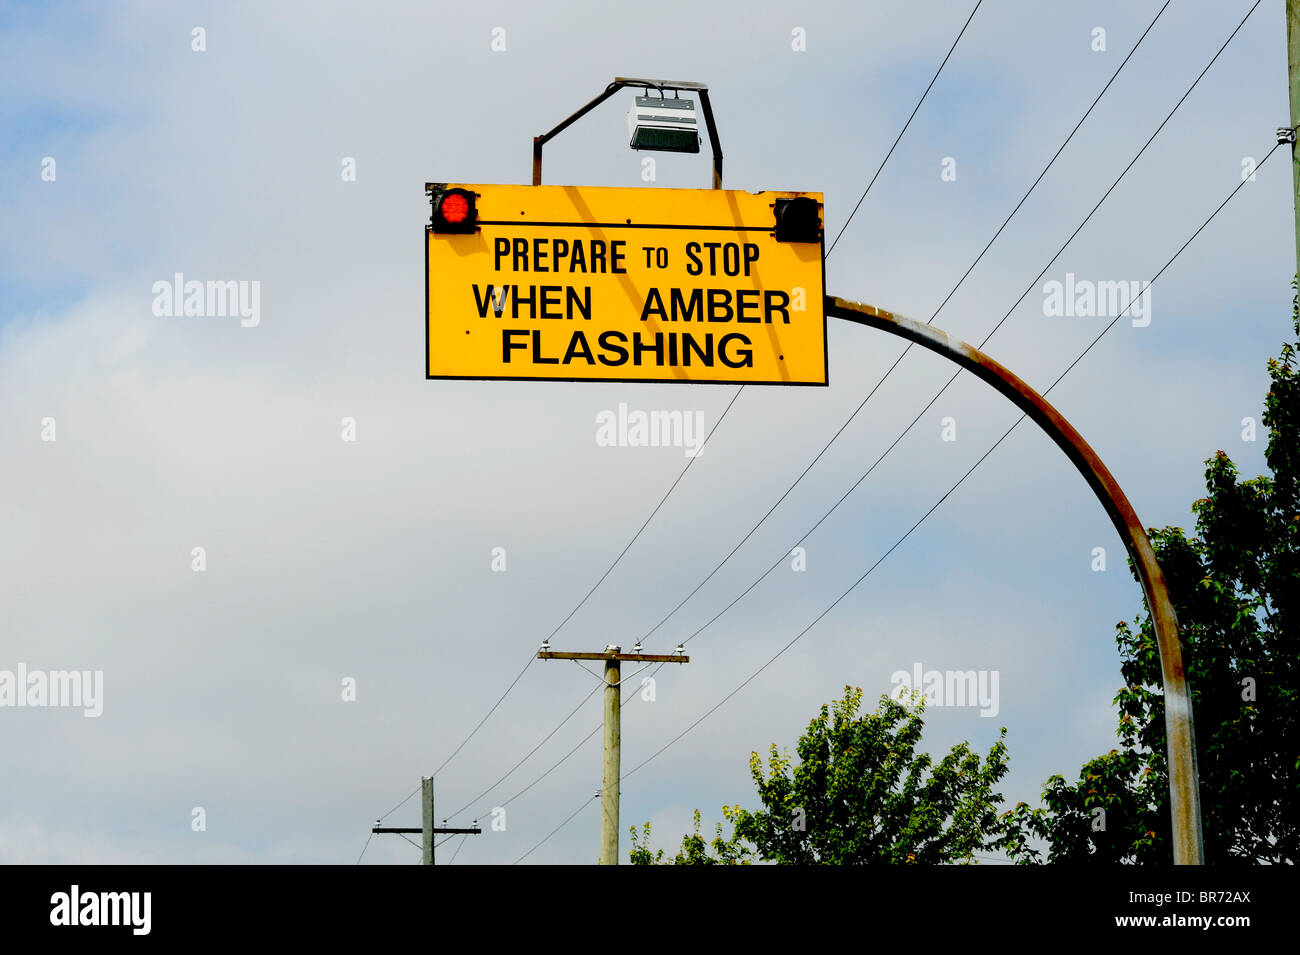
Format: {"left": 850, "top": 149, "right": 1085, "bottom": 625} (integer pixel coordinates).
{"left": 627, "top": 93, "right": 700, "bottom": 154}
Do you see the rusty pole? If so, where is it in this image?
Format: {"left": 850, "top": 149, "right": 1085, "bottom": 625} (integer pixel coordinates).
{"left": 1288, "top": 0, "right": 1300, "bottom": 280}
{"left": 825, "top": 296, "right": 1204, "bottom": 865}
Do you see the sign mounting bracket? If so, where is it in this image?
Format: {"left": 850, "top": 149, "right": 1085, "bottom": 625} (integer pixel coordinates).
{"left": 532, "top": 77, "right": 723, "bottom": 190}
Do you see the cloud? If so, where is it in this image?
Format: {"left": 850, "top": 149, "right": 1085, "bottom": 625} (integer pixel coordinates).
{"left": 0, "top": 0, "right": 1288, "bottom": 864}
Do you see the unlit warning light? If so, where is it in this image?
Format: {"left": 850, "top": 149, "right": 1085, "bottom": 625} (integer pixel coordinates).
{"left": 774, "top": 196, "right": 821, "bottom": 243}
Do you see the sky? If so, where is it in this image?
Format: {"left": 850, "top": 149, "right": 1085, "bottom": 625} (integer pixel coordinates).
{"left": 0, "top": 0, "right": 1292, "bottom": 865}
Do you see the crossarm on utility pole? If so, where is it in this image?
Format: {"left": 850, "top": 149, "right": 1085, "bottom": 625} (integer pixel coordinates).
{"left": 538, "top": 645, "right": 689, "bottom": 864}
{"left": 369, "top": 776, "right": 483, "bottom": 864}
{"left": 538, "top": 651, "right": 690, "bottom": 663}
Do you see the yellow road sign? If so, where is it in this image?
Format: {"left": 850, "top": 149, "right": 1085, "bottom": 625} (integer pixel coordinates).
{"left": 425, "top": 183, "right": 827, "bottom": 385}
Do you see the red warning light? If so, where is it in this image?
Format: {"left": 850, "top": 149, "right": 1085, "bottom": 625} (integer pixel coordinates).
{"left": 430, "top": 187, "right": 477, "bottom": 234}
{"left": 440, "top": 192, "right": 469, "bottom": 224}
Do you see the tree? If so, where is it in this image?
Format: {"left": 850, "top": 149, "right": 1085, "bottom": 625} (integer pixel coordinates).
{"left": 1005, "top": 296, "right": 1300, "bottom": 864}
{"left": 630, "top": 686, "right": 1012, "bottom": 864}
{"left": 628, "top": 809, "right": 752, "bottom": 866}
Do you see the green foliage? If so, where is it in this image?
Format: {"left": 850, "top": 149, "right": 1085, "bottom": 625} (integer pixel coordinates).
{"left": 1008, "top": 293, "right": 1300, "bottom": 864}
{"left": 630, "top": 686, "right": 1012, "bottom": 864}
{"left": 629, "top": 809, "right": 752, "bottom": 865}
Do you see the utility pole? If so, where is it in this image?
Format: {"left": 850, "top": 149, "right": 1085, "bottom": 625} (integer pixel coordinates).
{"left": 422, "top": 775, "right": 434, "bottom": 864}
{"left": 538, "top": 642, "right": 689, "bottom": 864}
{"left": 1288, "top": 1, "right": 1300, "bottom": 280}
{"left": 370, "top": 776, "right": 482, "bottom": 864}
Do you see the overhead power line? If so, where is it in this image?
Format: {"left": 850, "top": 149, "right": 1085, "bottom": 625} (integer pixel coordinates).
{"left": 620, "top": 136, "right": 1281, "bottom": 786}
{"left": 427, "top": 0, "right": 987, "bottom": 837}
{"left": 444, "top": 681, "right": 603, "bottom": 820}
{"left": 449, "top": 648, "right": 656, "bottom": 825}
{"left": 514, "top": 793, "right": 599, "bottom": 865}
{"left": 354, "top": 829, "right": 374, "bottom": 866}
{"left": 365, "top": 386, "right": 741, "bottom": 840}
{"left": 430, "top": 651, "right": 534, "bottom": 779}
{"left": 447, "top": 833, "right": 471, "bottom": 865}
{"left": 637, "top": 0, "right": 1258, "bottom": 687}
{"left": 434, "top": 384, "right": 740, "bottom": 778}
{"left": 925, "top": 0, "right": 1172, "bottom": 323}
{"left": 628, "top": 0, "right": 1174, "bottom": 654}
{"left": 539, "top": 384, "right": 743, "bottom": 644}
{"left": 510, "top": 14, "right": 1269, "bottom": 859}
{"left": 826, "top": 0, "right": 986, "bottom": 256}
{"left": 452, "top": 1, "right": 1205, "bottom": 856}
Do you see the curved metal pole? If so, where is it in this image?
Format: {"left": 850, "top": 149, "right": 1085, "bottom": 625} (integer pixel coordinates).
{"left": 826, "top": 295, "right": 1204, "bottom": 865}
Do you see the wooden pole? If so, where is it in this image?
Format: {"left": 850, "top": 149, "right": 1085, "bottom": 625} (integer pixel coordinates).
{"left": 421, "top": 776, "right": 434, "bottom": 865}
{"left": 537, "top": 646, "right": 689, "bottom": 863}
{"left": 600, "top": 655, "right": 621, "bottom": 865}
